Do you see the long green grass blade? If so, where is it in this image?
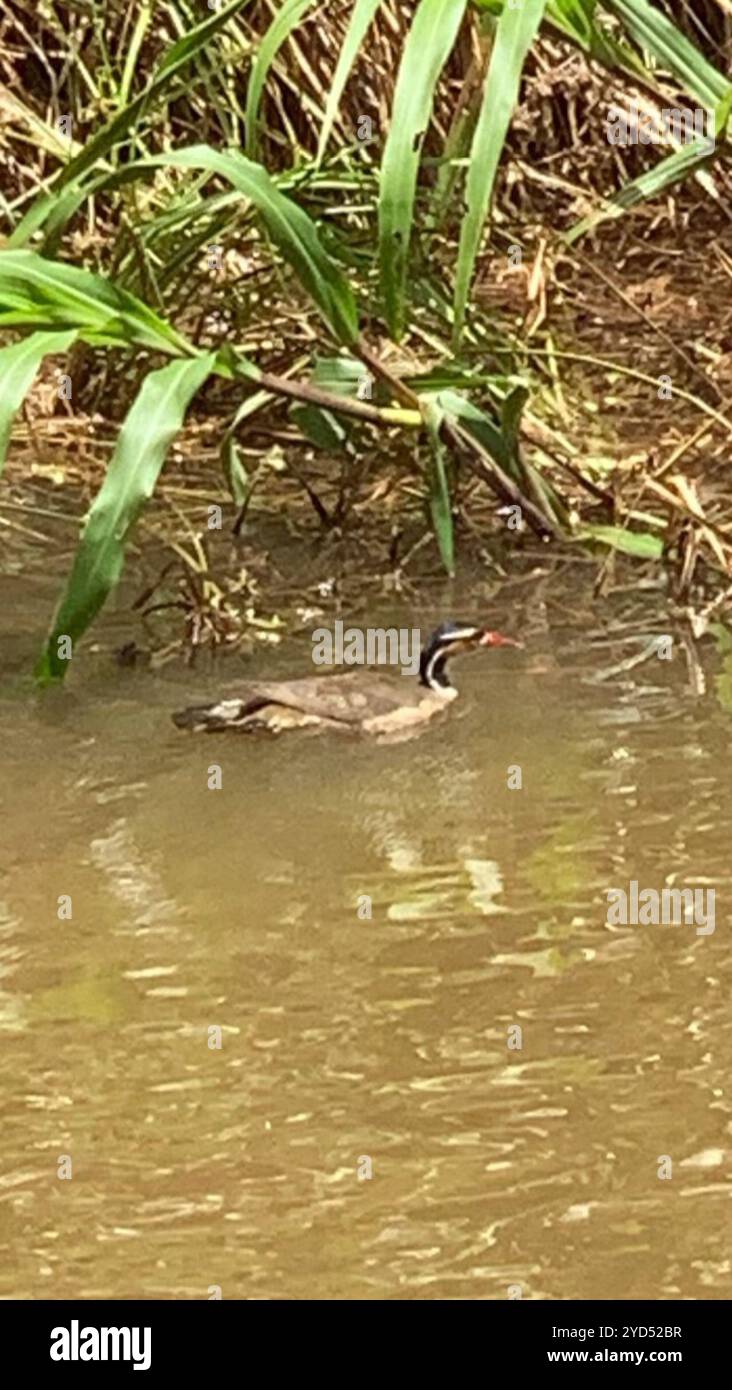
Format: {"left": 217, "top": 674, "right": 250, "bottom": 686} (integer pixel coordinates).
{"left": 0, "top": 329, "right": 77, "bottom": 475}
{"left": 0, "top": 250, "right": 193, "bottom": 354}
{"left": 379, "top": 0, "right": 468, "bottom": 341}
{"left": 422, "top": 396, "right": 454, "bottom": 575}
{"left": 119, "top": 0, "right": 155, "bottom": 109}
{"left": 35, "top": 354, "right": 216, "bottom": 684}
{"left": 316, "top": 0, "right": 383, "bottom": 166}
{"left": 581, "top": 523, "right": 663, "bottom": 558}
{"left": 245, "top": 0, "right": 317, "bottom": 157}
{"left": 453, "top": 0, "right": 546, "bottom": 344}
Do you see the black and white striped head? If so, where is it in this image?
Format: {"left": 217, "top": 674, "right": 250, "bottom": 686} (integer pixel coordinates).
{"left": 418, "top": 621, "right": 521, "bottom": 693}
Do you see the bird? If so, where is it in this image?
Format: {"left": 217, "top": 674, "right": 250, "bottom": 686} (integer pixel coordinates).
{"left": 172, "top": 620, "right": 521, "bottom": 737}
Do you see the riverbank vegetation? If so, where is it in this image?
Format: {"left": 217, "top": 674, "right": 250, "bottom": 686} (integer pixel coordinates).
{"left": 2, "top": 0, "right": 732, "bottom": 675}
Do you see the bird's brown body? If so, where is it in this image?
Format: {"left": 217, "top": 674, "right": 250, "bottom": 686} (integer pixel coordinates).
{"left": 172, "top": 621, "right": 520, "bottom": 737}
{"left": 173, "top": 670, "right": 457, "bottom": 736}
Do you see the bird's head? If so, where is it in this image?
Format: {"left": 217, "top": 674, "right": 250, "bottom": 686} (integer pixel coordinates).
{"left": 419, "top": 621, "right": 522, "bottom": 693}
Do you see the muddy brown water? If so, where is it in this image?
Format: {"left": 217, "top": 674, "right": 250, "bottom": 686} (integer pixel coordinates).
{"left": 1, "top": 558, "right": 731, "bottom": 1300}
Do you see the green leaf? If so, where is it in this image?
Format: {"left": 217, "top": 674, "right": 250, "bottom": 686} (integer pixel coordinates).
{"left": 501, "top": 384, "right": 530, "bottom": 459}
{"left": 453, "top": 0, "right": 546, "bottom": 343}
{"left": 422, "top": 396, "right": 454, "bottom": 575}
{"left": 246, "top": 0, "right": 318, "bottom": 157}
{"left": 290, "top": 403, "right": 347, "bottom": 450}
{"left": 379, "top": 0, "right": 468, "bottom": 340}
{"left": 222, "top": 434, "right": 250, "bottom": 506}
{"left": 35, "top": 354, "right": 216, "bottom": 684}
{"left": 0, "top": 329, "right": 77, "bottom": 475}
{"left": 220, "top": 385, "right": 274, "bottom": 504}
{"left": 580, "top": 523, "right": 664, "bottom": 558}
{"left": 407, "top": 366, "right": 517, "bottom": 392}
{"left": 316, "top": 0, "right": 384, "bottom": 165}
{"left": 311, "top": 354, "right": 374, "bottom": 398}
{"left": 0, "top": 250, "right": 192, "bottom": 355}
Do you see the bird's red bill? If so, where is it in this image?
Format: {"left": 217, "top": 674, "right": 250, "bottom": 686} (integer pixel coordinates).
{"left": 480, "top": 630, "right": 523, "bottom": 648}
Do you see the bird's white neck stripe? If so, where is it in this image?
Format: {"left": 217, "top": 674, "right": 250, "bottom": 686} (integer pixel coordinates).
{"left": 423, "top": 648, "right": 454, "bottom": 693}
